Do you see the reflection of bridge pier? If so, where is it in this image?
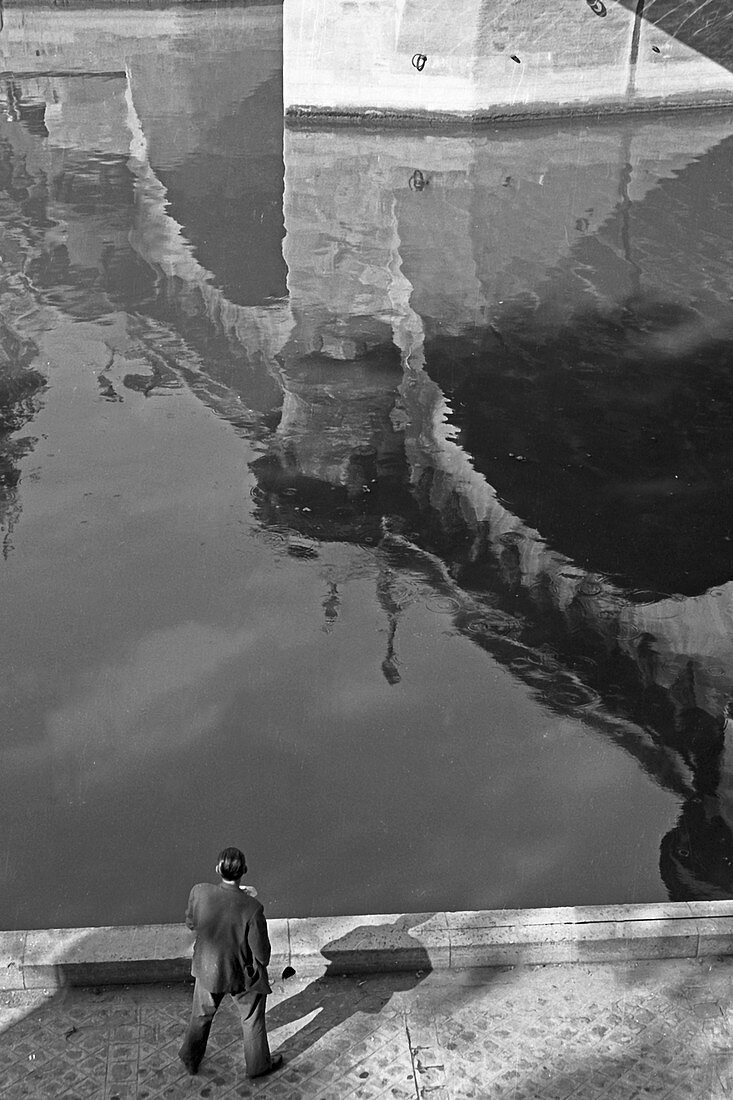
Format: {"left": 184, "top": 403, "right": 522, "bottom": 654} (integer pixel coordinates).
{"left": 271, "top": 119, "right": 733, "bottom": 897}
{"left": 278, "top": 119, "right": 733, "bottom": 722}
{"left": 0, "top": 7, "right": 293, "bottom": 423}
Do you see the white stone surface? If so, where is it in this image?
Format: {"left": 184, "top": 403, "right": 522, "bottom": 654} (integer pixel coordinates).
{"left": 284, "top": 0, "right": 733, "bottom": 119}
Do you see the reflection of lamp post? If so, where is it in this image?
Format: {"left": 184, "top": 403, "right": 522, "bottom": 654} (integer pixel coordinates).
{"left": 376, "top": 565, "right": 404, "bottom": 685}
{"left": 321, "top": 581, "right": 341, "bottom": 634}
{"left": 619, "top": 130, "right": 642, "bottom": 301}
{"left": 382, "top": 617, "right": 401, "bottom": 686}
{"left": 4, "top": 79, "right": 19, "bottom": 123}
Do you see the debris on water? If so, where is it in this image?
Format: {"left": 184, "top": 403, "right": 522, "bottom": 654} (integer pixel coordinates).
{"left": 97, "top": 374, "right": 122, "bottom": 402}
{"left": 287, "top": 540, "right": 319, "bottom": 560}
{"left": 425, "top": 596, "right": 460, "bottom": 613}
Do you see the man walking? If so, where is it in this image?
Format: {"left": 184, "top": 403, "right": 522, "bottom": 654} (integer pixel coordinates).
{"left": 179, "top": 847, "right": 283, "bottom": 1078}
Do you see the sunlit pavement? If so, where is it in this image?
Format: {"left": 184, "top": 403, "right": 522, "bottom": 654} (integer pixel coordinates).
{"left": 2, "top": 956, "right": 733, "bottom": 1098}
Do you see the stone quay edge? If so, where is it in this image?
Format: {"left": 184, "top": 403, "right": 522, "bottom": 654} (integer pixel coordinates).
{"left": 2, "top": 901, "right": 733, "bottom": 991}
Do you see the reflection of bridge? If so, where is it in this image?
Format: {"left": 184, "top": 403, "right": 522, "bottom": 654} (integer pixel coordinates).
{"left": 276, "top": 118, "right": 733, "bottom": 723}
{"left": 269, "top": 118, "right": 733, "bottom": 899}
{"left": 4, "top": 27, "right": 732, "bottom": 729}
{"left": 2, "top": 10, "right": 733, "bottom": 897}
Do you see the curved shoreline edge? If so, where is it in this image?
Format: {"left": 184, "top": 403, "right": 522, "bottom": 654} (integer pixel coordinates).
{"left": 3, "top": 901, "right": 733, "bottom": 991}
{"left": 284, "top": 96, "right": 733, "bottom": 127}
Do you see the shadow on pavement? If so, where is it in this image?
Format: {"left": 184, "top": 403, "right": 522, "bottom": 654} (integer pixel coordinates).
{"left": 267, "top": 914, "right": 433, "bottom": 1064}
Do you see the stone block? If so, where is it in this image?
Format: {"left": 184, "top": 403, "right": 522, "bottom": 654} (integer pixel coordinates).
{"left": 23, "top": 925, "right": 194, "bottom": 989}
{"left": 446, "top": 902, "right": 695, "bottom": 932}
{"left": 696, "top": 917, "right": 733, "bottom": 958}
{"left": 0, "top": 931, "right": 26, "bottom": 990}
{"left": 446, "top": 905, "right": 702, "bottom": 967}
{"left": 573, "top": 919, "right": 700, "bottom": 962}
{"left": 449, "top": 923, "right": 577, "bottom": 968}
{"left": 447, "top": 907, "right": 578, "bottom": 930}
{"left": 685, "top": 900, "right": 733, "bottom": 920}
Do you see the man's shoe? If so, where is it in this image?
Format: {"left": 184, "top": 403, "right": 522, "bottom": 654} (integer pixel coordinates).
{"left": 179, "top": 1057, "right": 199, "bottom": 1076}
{"left": 248, "top": 1053, "right": 283, "bottom": 1078}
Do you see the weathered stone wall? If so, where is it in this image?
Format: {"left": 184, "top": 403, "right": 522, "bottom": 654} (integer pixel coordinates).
{"left": 284, "top": 0, "right": 733, "bottom": 121}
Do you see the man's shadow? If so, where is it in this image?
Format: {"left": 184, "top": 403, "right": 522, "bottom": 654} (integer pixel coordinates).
{"left": 266, "top": 915, "right": 433, "bottom": 1062}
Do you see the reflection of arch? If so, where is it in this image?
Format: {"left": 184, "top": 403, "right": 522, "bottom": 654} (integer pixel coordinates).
{"left": 124, "top": 75, "right": 293, "bottom": 382}
{"left": 266, "top": 114, "right": 733, "bottom": 900}
{"left": 0, "top": 5, "right": 292, "bottom": 393}
{"left": 397, "top": 360, "right": 733, "bottom": 726}
{"left": 0, "top": 66, "right": 293, "bottom": 430}
{"left": 274, "top": 115, "right": 733, "bottom": 772}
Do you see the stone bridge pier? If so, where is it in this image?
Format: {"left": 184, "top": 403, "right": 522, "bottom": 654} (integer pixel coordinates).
{"left": 284, "top": 0, "right": 733, "bottom": 122}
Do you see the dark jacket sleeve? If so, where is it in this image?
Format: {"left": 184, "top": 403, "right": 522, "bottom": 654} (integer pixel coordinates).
{"left": 248, "top": 904, "right": 272, "bottom": 969}
{"left": 185, "top": 886, "right": 197, "bottom": 931}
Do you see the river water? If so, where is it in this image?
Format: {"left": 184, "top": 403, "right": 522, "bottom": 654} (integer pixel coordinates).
{"left": 1, "top": 4, "right": 732, "bottom": 929}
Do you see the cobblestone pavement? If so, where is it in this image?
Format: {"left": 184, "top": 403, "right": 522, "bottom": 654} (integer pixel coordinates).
{"left": 2, "top": 956, "right": 733, "bottom": 1099}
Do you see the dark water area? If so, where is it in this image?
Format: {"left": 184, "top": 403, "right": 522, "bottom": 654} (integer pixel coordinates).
{"left": 425, "top": 145, "right": 733, "bottom": 597}
{"left": 0, "top": 5, "right": 733, "bottom": 930}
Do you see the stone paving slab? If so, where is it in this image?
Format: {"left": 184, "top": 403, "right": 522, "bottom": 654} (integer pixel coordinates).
{"left": 3, "top": 955, "right": 733, "bottom": 1098}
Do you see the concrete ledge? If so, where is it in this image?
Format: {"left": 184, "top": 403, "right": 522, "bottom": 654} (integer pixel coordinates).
{"left": 20, "top": 925, "right": 194, "bottom": 991}
{"left": 2, "top": 902, "right": 733, "bottom": 991}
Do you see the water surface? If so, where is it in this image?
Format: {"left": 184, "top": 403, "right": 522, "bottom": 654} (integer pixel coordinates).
{"left": 0, "top": 4, "right": 732, "bottom": 928}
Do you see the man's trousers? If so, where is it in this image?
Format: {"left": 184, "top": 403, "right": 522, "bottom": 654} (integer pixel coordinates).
{"left": 179, "top": 979, "right": 272, "bottom": 1076}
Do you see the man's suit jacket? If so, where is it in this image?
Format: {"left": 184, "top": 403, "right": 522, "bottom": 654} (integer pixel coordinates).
{"left": 185, "top": 883, "right": 273, "bottom": 995}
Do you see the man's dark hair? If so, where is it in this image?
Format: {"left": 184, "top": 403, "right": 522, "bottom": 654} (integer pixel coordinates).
{"left": 217, "top": 847, "right": 246, "bottom": 881}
